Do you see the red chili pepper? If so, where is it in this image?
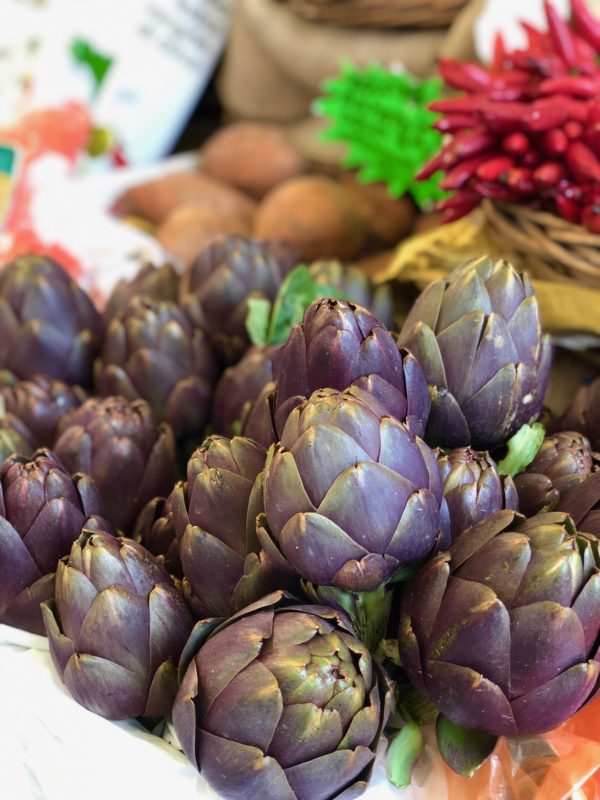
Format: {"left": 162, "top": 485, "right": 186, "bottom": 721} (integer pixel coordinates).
{"left": 544, "top": 1, "right": 578, "bottom": 70}
{"left": 437, "top": 190, "right": 481, "bottom": 223}
{"left": 584, "top": 122, "right": 600, "bottom": 152}
{"left": 492, "top": 32, "right": 508, "bottom": 71}
{"left": 476, "top": 156, "right": 514, "bottom": 182}
{"left": 502, "top": 132, "right": 530, "bottom": 157}
{"left": 446, "top": 129, "right": 498, "bottom": 162}
{"left": 440, "top": 154, "right": 493, "bottom": 190}
{"left": 555, "top": 194, "right": 582, "bottom": 224}
{"left": 571, "top": 0, "right": 600, "bottom": 52}
{"left": 534, "top": 161, "right": 567, "bottom": 186}
{"left": 472, "top": 180, "right": 520, "bottom": 203}
{"left": 506, "top": 167, "right": 536, "bottom": 195}
{"left": 566, "top": 140, "right": 600, "bottom": 181}
{"left": 522, "top": 99, "right": 569, "bottom": 132}
{"left": 565, "top": 121, "right": 584, "bottom": 140}
{"left": 539, "top": 76, "right": 599, "bottom": 97}
{"left": 480, "top": 101, "right": 530, "bottom": 133}
{"left": 429, "top": 97, "right": 485, "bottom": 115}
{"left": 438, "top": 59, "right": 492, "bottom": 92}
{"left": 581, "top": 203, "right": 600, "bottom": 232}
{"left": 520, "top": 21, "right": 550, "bottom": 59}
{"left": 433, "top": 114, "right": 480, "bottom": 133}
{"left": 541, "top": 128, "right": 569, "bottom": 156}
{"left": 522, "top": 150, "right": 541, "bottom": 168}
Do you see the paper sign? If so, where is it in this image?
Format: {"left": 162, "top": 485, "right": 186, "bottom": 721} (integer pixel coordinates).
{"left": 0, "top": 0, "right": 234, "bottom": 166}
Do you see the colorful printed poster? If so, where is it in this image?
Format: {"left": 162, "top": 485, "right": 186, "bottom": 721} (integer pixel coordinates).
{"left": 0, "top": 0, "right": 233, "bottom": 166}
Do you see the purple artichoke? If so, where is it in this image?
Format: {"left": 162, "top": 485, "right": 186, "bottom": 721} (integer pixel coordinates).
{"left": 171, "top": 435, "right": 281, "bottom": 618}
{"left": 211, "top": 345, "right": 279, "bottom": 437}
{"left": 557, "top": 471, "right": 600, "bottom": 538}
{"left": 95, "top": 297, "right": 218, "bottom": 437}
{"left": 42, "top": 531, "right": 194, "bottom": 720}
{"left": 273, "top": 298, "right": 430, "bottom": 437}
{"left": 54, "top": 396, "right": 178, "bottom": 534}
{"left": 438, "top": 447, "right": 518, "bottom": 541}
{"left": 399, "top": 511, "right": 600, "bottom": 738}
{"left": 0, "top": 449, "right": 110, "bottom": 634}
{"left": 261, "top": 387, "right": 447, "bottom": 595}
{"left": 398, "top": 256, "right": 552, "bottom": 451}
{"left": 514, "top": 432, "right": 596, "bottom": 517}
{"left": 180, "top": 236, "right": 298, "bottom": 364}
{"left": 172, "top": 592, "right": 391, "bottom": 800}
{"left": 0, "top": 254, "right": 103, "bottom": 387}
{"left": 104, "top": 261, "right": 180, "bottom": 322}
{"left": 556, "top": 378, "right": 600, "bottom": 451}
{"left": 134, "top": 495, "right": 181, "bottom": 578}
{"left": 241, "top": 381, "right": 278, "bottom": 449}
{"left": 308, "top": 260, "right": 395, "bottom": 330}
{"left": 0, "top": 372, "right": 86, "bottom": 447}
{"left": 0, "top": 411, "right": 36, "bottom": 463}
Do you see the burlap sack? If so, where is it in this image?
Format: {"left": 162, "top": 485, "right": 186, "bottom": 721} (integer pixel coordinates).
{"left": 217, "top": 0, "right": 482, "bottom": 134}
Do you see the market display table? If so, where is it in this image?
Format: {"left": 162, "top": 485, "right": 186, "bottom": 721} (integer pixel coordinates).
{"left": 0, "top": 626, "right": 446, "bottom": 800}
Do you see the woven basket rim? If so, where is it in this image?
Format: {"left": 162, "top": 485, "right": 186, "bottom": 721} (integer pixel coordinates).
{"left": 482, "top": 200, "right": 600, "bottom": 288}
{"left": 282, "top": 0, "right": 467, "bottom": 27}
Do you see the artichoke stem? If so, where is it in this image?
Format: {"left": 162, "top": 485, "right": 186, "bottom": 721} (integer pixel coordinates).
{"left": 350, "top": 584, "right": 393, "bottom": 653}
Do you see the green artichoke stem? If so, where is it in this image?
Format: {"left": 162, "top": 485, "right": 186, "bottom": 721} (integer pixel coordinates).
{"left": 350, "top": 584, "right": 394, "bottom": 653}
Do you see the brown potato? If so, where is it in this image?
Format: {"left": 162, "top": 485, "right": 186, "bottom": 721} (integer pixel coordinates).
{"left": 201, "top": 122, "right": 307, "bottom": 199}
{"left": 112, "top": 170, "right": 257, "bottom": 226}
{"left": 254, "top": 175, "right": 367, "bottom": 261}
{"left": 156, "top": 205, "right": 252, "bottom": 267}
{"left": 339, "top": 175, "right": 417, "bottom": 248}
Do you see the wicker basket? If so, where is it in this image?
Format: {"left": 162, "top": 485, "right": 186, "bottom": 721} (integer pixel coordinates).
{"left": 482, "top": 200, "right": 600, "bottom": 290}
{"left": 279, "top": 0, "right": 468, "bottom": 29}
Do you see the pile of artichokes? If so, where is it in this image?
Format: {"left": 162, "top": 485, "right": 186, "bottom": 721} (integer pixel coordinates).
{"left": 0, "top": 245, "right": 598, "bottom": 799}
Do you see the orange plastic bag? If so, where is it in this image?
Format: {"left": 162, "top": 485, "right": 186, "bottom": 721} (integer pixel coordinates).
{"left": 445, "top": 699, "right": 600, "bottom": 800}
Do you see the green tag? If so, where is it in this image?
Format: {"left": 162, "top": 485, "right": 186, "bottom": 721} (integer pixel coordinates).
{"left": 315, "top": 62, "right": 446, "bottom": 208}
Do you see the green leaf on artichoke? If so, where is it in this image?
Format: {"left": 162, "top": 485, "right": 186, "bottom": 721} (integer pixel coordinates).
{"left": 246, "top": 264, "right": 345, "bottom": 348}
{"left": 387, "top": 720, "right": 425, "bottom": 788}
{"left": 498, "top": 423, "right": 546, "bottom": 478}
{"left": 315, "top": 61, "right": 447, "bottom": 208}
{"left": 268, "top": 265, "right": 323, "bottom": 345}
{"left": 246, "top": 297, "right": 272, "bottom": 347}
{"left": 436, "top": 714, "right": 497, "bottom": 777}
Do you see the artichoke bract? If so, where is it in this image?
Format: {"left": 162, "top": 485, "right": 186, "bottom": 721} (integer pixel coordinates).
{"left": 0, "top": 372, "right": 87, "bottom": 447}
{"left": 557, "top": 377, "right": 600, "bottom": 451}
{"left": 273, "top": 298, "right": 430, "bottom": 437}
{"left": 398, "top": 256, "right": 552, "bottom": 451}
{"left": 514, "top": 432, "right": 595, "bottom": 517}
{"left": 211, "top": 345, "right": 279, "bottom": 437}
{"left": 557, "top": 471, "right": 600, "bottom": 539}
{"left": 172, "top": 592, "right": 391, "bottom": 800}
{"left": 260, "top": 387, "right": 448, "bottom": 649}
{"left": 0, "top": 449, "right": 110, "bottom": 634}
{"left": 134, "top": 495, "right": 181, "bottom": 578}
{"left": 0, "top": 254, "right": 103, "bottom": 387}
{"left": 104, "top": 261, "right": 180, "bottom": 322}
{"left": 42, "top": 531, "right": 194, "bottom": 720}
{"left": 171, "top": 435, "right": 277, "bottom": 618}
{"left": 399, "top": 511, "right": 600, "bottom": 739}
{"left": 308, "top": 260, "right": 395, "bottom": 330}
{"left": 438, "top": 447, "right": 518, "bottom": 541}
{"left": 54, "top": 396, "right": 178, "bottom": 534}
{"left": 95, "top": 297, "right": 218, "bottom": 437}
{"left": 180, "top": 236, "right": 298, "bottom": 364}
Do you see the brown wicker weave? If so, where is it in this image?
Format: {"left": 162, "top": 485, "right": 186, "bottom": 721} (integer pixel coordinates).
{"left": 280, "top": 0, "right": 468, "bottom": 29}
{"left": 482, "top": 200, "right": 600, "bottom": 290}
